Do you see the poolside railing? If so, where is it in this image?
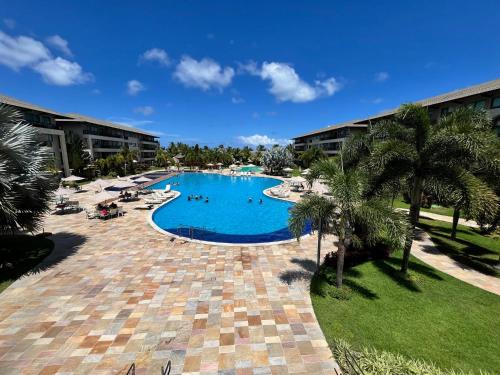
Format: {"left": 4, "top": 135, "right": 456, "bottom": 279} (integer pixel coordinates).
{"left": 124, "top": 360, "right": 171, "bottom": 374}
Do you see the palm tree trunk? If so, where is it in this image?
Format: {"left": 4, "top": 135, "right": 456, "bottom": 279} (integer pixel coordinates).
{"left": 451, "top": 208, "right": 460, "bottom": 240}
{"left": 316, "top": 217, "right": 322, "bottom": 271}
{"left": 401, "top": 175, "right": 423, "bottom": 274}
{"left": 336, "top": 238, "right": 345, "bottom": 288}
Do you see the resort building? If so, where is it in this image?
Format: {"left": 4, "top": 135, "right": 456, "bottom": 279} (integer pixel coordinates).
{"left": 0, "top": 94, "right": 159, "bottom": 176}
{"left": 293, "top": 78, "right": 500, "bottom": 154}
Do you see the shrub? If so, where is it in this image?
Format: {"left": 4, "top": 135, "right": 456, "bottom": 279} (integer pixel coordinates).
{"left": 330, "top": 338, "right": 493, "bottom": 375}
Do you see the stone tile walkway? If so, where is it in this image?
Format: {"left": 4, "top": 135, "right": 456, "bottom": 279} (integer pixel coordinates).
{"left": 398, "top": 208, "right": 479, "bottom": 228}
{"left": 0, "top": 187, "right": 339, "bottom": 374}
{"left": 411, "top": 230, "right": 500, "bottom": 296}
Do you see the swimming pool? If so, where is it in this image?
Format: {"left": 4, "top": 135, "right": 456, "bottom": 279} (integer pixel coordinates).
{"left": 148, "top": 173, "right": 309, "bottom": 244}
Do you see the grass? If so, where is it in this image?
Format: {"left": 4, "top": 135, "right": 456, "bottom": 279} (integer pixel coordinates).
{"left": 418, "top": 218, "right": 500, "bottom": 277}
{"left": 0, "top": 235, "right": 54, "bottom": 293}
{"left": 311, "top": 253, "right": 500, "bottom": 374}
{"left": 393, "top": 197, "right": 455, "bottom": 217}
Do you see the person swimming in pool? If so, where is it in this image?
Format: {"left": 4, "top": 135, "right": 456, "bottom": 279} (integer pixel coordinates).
{"left": 187, "top": 195, "right": 192, "bottom": 201}
{"left": 205, "top": 197, "right": 209, "bottom": 203}
{"left": 248, "top": 197, "right": 253, "bottom": 203}
{"left": 259, "top": 198, "right": 263, "bottom": 204}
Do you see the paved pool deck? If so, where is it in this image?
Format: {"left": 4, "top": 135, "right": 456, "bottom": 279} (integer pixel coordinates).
{"left": 0, "top": 185, "right": 339, "bottom": 374}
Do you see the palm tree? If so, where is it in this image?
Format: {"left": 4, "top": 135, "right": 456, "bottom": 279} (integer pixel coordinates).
{"left": 289, "top": 158, "right": 408, "bottom": 288}
{"left": 298, "top": 146, "right": 326, "bottom": 168}
{"left": 0, "top": 104, "right": 58, "bottom": 234}
{"left": 289, "top": 194, "right": 336, "bottom": 271}
{"left": 361, "top": 104, "right": 497, "bottom": 274}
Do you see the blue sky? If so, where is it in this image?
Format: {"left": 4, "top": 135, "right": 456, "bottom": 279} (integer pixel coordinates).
{"left": 1, "top": 1, "right": 499, "bottom": 147}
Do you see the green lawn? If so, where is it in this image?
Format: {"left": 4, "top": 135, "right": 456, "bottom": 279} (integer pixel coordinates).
{"left": 312, "top": 253, "right": 500, "bottom": 374}
{"left": 0, "top": 235, "right": 54, "bottom": 293}
{"left": 393, "top": 198, "right": 455, "bottom": 217}
{"left": 418, "top": 218, "right": 500, "bottom": 277}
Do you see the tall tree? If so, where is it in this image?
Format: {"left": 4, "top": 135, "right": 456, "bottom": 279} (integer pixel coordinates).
{"left": 66, "top": 131, "right": 91, "bottom": 175}
{"left": 298, "top": 146, "right": 326, "bottom": 168}
{"left": 360, "top": 104, "right": 498, "bottom": 274}
{"left": 0, "top": 105, "right": 58, "bottom": 233}
{"left": 289, "top": 158, "right": 408, "bottom": 287}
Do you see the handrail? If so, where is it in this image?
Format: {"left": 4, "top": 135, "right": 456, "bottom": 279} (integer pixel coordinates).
{"left": 125, "top": 363, "right": 135, "bottom": 375}
{"left": 177, "top": 224, "right": 214, "bottom": 239}
{"left": 161, "top": 360, "right": 172, "bottom": 375}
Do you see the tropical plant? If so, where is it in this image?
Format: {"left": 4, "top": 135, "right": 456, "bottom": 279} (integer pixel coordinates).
{"left": 351, "top": 104, "right": 498, "bottom": 274}
{"left": 289, "top": 158, "right": 408, "bottom": 287}
{"left": 154, "top": 147, "right": 170, "bottom": 168}
{"left": 289, "top": 194, "right": 336, "bottom": 271}
{"left": 0, "top": 104, "right": 58, "bottom": 234}
{"left": 298, "top": 146, "right": 326, "bottom": 168}
{"left": 425, "top": 107, "right": 499, "bottom": 239}
{"left": 261, "top": 146, "right": 293, "bottom": 174}
{"left": 65, "top": 131, "right": 91, "bottom": 175}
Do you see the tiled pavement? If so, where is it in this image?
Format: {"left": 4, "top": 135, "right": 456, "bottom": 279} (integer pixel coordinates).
{"left": 411, "top": 230, "right": 500, "bottom": 296}
{"left": 0, "top": 188, "right": 339, "bottom": 374}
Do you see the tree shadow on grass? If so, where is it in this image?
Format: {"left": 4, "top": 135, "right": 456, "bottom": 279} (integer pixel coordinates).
{"left": 372, "top": 259, "right": 422, "bottom": 293}
{"left": 343, "top": 278, "right": 379, "bottom": 300}
{"left": 418, "top": 223, "right": 499, "bottom": 277}
{"left": 279, "top": 257, "right": 316, "bottom": 285}
{"left": 30, "top": 231, "right": 87, "bottom": 274}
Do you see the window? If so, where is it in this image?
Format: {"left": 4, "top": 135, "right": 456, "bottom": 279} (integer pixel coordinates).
{"left": 472, "top": 100, "right": 486, "bottom": 110}
{"left": 440, "top": 107, "right": 450, "bottom": 117}
{"left": 492, "top": 97, "right": 500, "bottom": 108}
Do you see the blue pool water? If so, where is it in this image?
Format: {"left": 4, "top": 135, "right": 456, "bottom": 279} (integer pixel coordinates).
{"left": 149, "top": 173, "right": 309, "bottom": 243}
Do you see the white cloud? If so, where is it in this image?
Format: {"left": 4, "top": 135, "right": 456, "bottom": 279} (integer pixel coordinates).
{"left": 127, "top": 80, "right": 145, "bottom": 95}
{"left": 134, "top": 105, "right": 154, "bottom": 116}
{"left": 238, "top": 134, "right": 291, "bottom": 147}
{"left": 34, "top": 57, "right": 92, "bottom": 86}
{"left": 91, "top": 88, "right": 101, "bottom": 95}
{"left": 46, "top": 35, "right": 73, "bottom": 57}
{"left": 173, "top": 56, "right": 234, "bottom": 91}
{"left": 374, "top": 71, "right": 389, "bottom": 82}
{"left": 0, "top": 30, "right": 91, "bottom": 86}
{"left": 3, "top": 19, "right": 16, "bottom": 29}
{"left": 252, "top": 62, "right": 341, "bottom": 103}
{"left": 0, "top": 31, "right": 51, "bottom": 70}
{"left": 237, "top": 60, "right": 259, "bottom": 75}
{"left": 140, "top": 48, "right": 171, "bottom": 66}
{"left": 231, "top": 96, "right": 244, "bottom": 104}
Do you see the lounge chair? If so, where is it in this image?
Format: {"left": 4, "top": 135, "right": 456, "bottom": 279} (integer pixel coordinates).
{"left": 109, "top": 208, "right": 118, "bottom": 217}
{"left": 85, "top": 208, "right": 99, "bottom": 219}
{"left": 164, "top": 184, "right": 171, "bottom": 193}
{"left": 135, "top": 204, "right": 154, "bottom": 210}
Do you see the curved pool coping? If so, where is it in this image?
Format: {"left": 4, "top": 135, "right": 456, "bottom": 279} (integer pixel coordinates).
{"left": 147, "top": 173, "right": 309, "bottom": 247}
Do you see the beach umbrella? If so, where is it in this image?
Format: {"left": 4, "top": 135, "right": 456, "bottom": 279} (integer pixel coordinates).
{"left": 86, "top": 179, "right": 113, "bottom": 192}
{"left": 61, "top": 175, "right": 85, "bottom": 182}
{"left": 290, "top": 176, "right": 307, "bottom": 186}
{"left": 246, "top": 163, "right": 256, "bottom": 167}
{"left": 229, "top": 164, "right": 237, "bottom": 169}
{"left": 216, "top": 162, "right": 223, "bottom": 166}
{"left": 134, "top": 176, "right": 152, "bottom": 183}
{"left": 54, "top": 186, "right": 73, "bottom": 197}
{"left": 92, "top": 190, "right": 120, "bottom": 204}
{"left": 283, "top": 167, "right": 293, "bottom": 172}
{"left": 111, "top": 180, "right": 136, "bottom": 189}
{"left": 206, "top": 163, "right": 214, "bottom": 166}
{"left": 301, "top": 169, "right": 311, "bottom": 175}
